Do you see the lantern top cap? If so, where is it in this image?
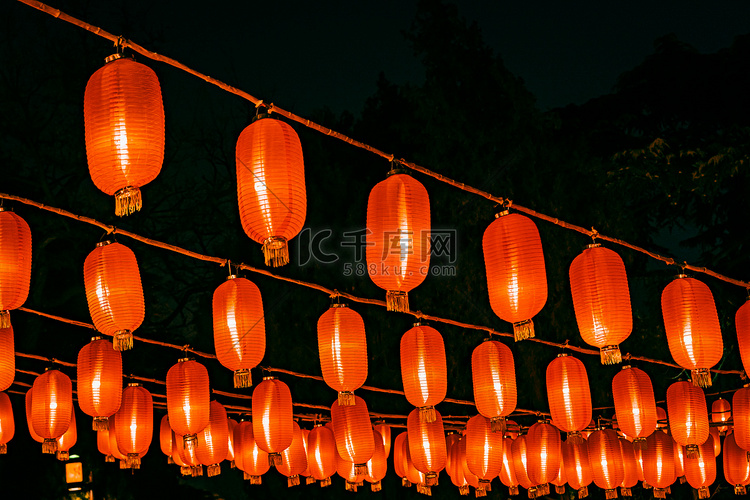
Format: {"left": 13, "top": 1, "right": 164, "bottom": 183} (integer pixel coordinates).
{"left": 177, "top": 357, "right": 193, "bottom": 363}
{"left": 0, "top": 207, "right": 8, "bottom": 213}
{"left": 104, "top": 53, "right": 129, "bottom": 64}
{"left": 262, "top": 375, "right": 276, "bottom": 381}
{"left": 90, "top": 336, "right": 103, "bottom": 342}
{"left": 675, "top": 273, "right": 689, "bottom": 279}
{"left": 556, "top": 353, "right": 569, "bottom": 358}
{"left": 127, "top": 382, "right": 141, "bottom": 387}
{"left": 585, "top": 243, "right": 601, "bottom": 249}
{"left": 494, "top": 210, "right": 510, "bottom": 219}
{"left": 96, "top": 240, "right": 114, "bottom": 248}
{"left": 621, "top": 364, "right": 632, "bottom": 370}
{"left": 331, "top": 303, "right": 348, "bottom": 309}
{"left": 226, "top": 274, "right": 238, "bottom": 281}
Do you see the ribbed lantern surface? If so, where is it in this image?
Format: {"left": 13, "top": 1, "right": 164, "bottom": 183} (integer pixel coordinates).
{"left": 166, "top": 359, "right": 210, "bottom": 450}
{"left": 526, "top": 421, "right": 561, "bottom": 493}
{"left": 31, "top": 369, "right": 72, "bottom": 454}
{"left": 108, "top": 414, "right": 127, "bottom": 462}
{"left": 308, "top": 424, "right": 337, "bottom": 481}
{"left": 196, "top": 400, "right": 228, "bottom": 477}
{"left": 499, "top": 435, "right": 520, "bottom": 495}
{"left": 212, "top": 276, "right": 265, "bottom": 388}
{"left": 317, "top": 304, "right": 367, "bottom": 405}
{"left": 569, "top": 244, "right": 632, "bottom": 364}
{"left": 56, "top": 408, "right": 77, "bottom": 461}
{"left": 97, "top": 426, "right": 114, "bottom": 461}
{"left": 471, "top": 339, "right": 517, "bottom": 428}
{"left": 0, "top": 209, "right": 32, "bottom": 329}
{"left": 587, "top": 428, "right": 624, "bottom": 498}
{"left": 113, "top": 383, "right": 152, "bottom": 467}
{"left": 661, "top": 275, "right": 723, "bottom": 387}
{"left": 393, "top": 431, "right": 408, "bottom": 484}
{"left": 619, "top": 437, "right": 639, "bottom": 493}
{"left": 158, "top": 414, "right": 172, "bottom": 460}
{"left": 252, "top": 377, "right": 293, "bottom": 466}
{"left": 403, "top": 437, "right": 428, "bottom": 490}
{"left": 77, "top": 337, "right": 122, "bottom": 430}
{"left": 366, "top": 428, "right": 388, "bottom": 490}
{"left": 511, "top": 434, "right": 534, "bottom": 491}
{"left": 732, "top": 386, "right": 750, "bottom": 449}
{"left": 736, "top": 299, "right": 750, "bottom": 376}
{"left": 25, "top": 389, "right": 42, "bottom": 443}
{"left": 551, "top": 458, "right": 567, "bottom": 495}
{"left": 84, "top": 55, "right": 164, "bottom": 216}
{"left": 447, "top": 436, "right": 470, "bottom": 495}
{"left": 366, "top": 171, "right": 430, "bottom": 312}
{"left": 400, "top": 323, "right": 447, "bottom": 422}
{"left": 0, "top": 327, "right": 14, "bottom": 391}
{"left": 331, "top": 394, "right": 374, "bottom": 473}
{"left": 234, "top": 420, "right": 269, "bottom": 483}
{"left": 546, "top": 354, "right": 592, "bottom": 439}
{"left": 643, "top": 430, "right": 676, "bottom": 498}
{"left": 458, "top": 437, "right": 481, "bottom": 491}
{"left": 684, "top": 434, "right": 716, "bottom": 498}
{"left": 226, "top": 418, "right": 237, "bottom": 463}
{"left": 0, "top": 392, "right": 14, "bottom": 454}
{"left": 711, "top": 397, "right": 731, "bottom": 435}
{"left": 277, "top": 421, "right": 308, "bottom": 486}
{"left": 708, "top": 427, "right": 721, "bottom": 457}
{"left": 236, "top": 115, "right": 306, "bottom": 267}
{"left": 483, "top": 212, "right": 547, "bottom": 341}
{"left": 667, "top": 380, "right": 709, "bottom": 457}
{"left": 374, "top": 423, "right": 391, "bottom": 458}
{"left": 465, "top": 414, "right": 505, "bottom": 485}
{"left": 562, "top": 436, "right": 593, "bottom": 495}
{"left": 724, "top": 433, "right": 750, "bottom": 494}
{"left": 407, "top": 407, "right": 446, "bottom": 485}
{"left": 83, "top": 241, "right": 144, "bottom": 351}
{"left": 612, "top": 365, "right": 657, "bottom": 445}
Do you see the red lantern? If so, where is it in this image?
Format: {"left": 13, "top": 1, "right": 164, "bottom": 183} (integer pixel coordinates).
{"left": 483, "top": 212, "right": 547, "bottom": 341}
{"left": 563, "top": 436, "right": 593, "bottom": 498}
{"left": 642, "top": 430, "right": 676, "bottom": 498}
{"left": 569, "top": 244, "right": 632, "bottom": 364}
{"left": 546, "top": 354, "right": 592, "bottom": 440}
{"left": 587, "top": 428, "right": 624, "bottom": 499}
{"left": 212, "top": 275, "right": 265, "bottom": 388}
{"left": 252, "top": 376, "right": 293, "bottom": 466}
{"left": 108, "top": 413, "right": 127, "bottom": 465}
{"left": 465, "top": 414, "right": 505, "bottom": 490}
{"left": 471, "top": 339, "right": 517, "bottom": 429}
{"left": 84, "top": 54, "right": 164, "bottom": 216}
{"left": 159, "top": 414, "right": 172, "bottom": 463}
{"left": 656, "top": 406, "right": 668, "bottom": 431}
{"left": 526, "top": 421, "right": 561, "bottom": 495}
{"left": 712, "top": 397, "right": 731, "bottom": 436}
{"left": 234, "top": 420, "right": 269, "bottom": 484}
{"left": 0, "top": 327, "right": 13, "bottom": 392}
{"left": 446, "top": 436, "right": 470, "bottom": 495}
{"left": 619, "top": 437, "right": 639, "bottom": 495}
{"left": 733, "top": 386, "right": 750, "bottom": 450}
{"left": 393, "top": 431, "right": 409, "bottom": 486}
{"left": 331, "top": 394, "right": 374, "bottom": 474}
{"left": 366, "top": 169, "right": 430, "bottom": 312}
{"left": 113, "top": 383, "right": 152, "bottom": 468}
{"left": 166, "top": 358, "right": 210, "bottom": 450}
{"left": 97, "top": 426, "right": 115, "bottom": 462}
{"left": 511, "top": 434, "right": 535, "bottom": 493}
{"left": 0, "top": 209, "right": 32, "bottom": 328}
{"left": 661, "top": 275, "right": 723, "bottom": 387}
{"left": 374, "top": 423, "right": 391, "bottom": 459}
{"left": 83, "top": 241, "right": 145, "bottom": 351}
{"left": 499, "top": 435, "right": 520, "bottom": 496}
{"left": 612, "top": 365, "right": 657, "bottom": 447}
{"left": 666, "top": 380, "right": 709, "bottom": 458}
{"left": 24, "top": 388, "right": 42, "bottom": 444}
{"left": 458, "top": 436, "right": 482, "bottom": 493}
{"left": 724, "top": 432, "right": 750, "bottom": 494}
{"left": 366, "top": 428, "right": 388, "bottom": 491}
{"left": 56, "top": 408, "right": 77, "bottom": 461}
{"left": 236, "top": 115, "right": 306, "bottom": 267}
{"left": 276, "top": 421, "right": 308, "bottom": 487}
{"left": 684, "top": 434, "right": 715, "bottom": 498}
{"left": 308, "top": 424, "right": 337, "bottom": 483}
{"left": 174, "top": 430, "right": 202, "bottom": 475}
{"left": 317, "top": 303, "right": 367, "bottom": 405}
{"left": 196, "top": 400, "right": 229, "bottom": 477}
{"left": 551, "top": 456, "right": 567, "bottom": 495}
{"left": 31, "top": 369, "right": 73, "bottom": 454}
{"left": 77, "top": 337, "right": 122, "bottom": 430}
{"left": 226, "top": 417, "right": 237, "bottom": 465}
{"left": 400, "top": 323, "right": 447, "bottom": 422}
{"left": 403, "top": 435, "right": 429, "bottom": 494}
{"left": 737, "top": 299, "right": 750, "bottom": 376}
{"left": 0, "top": 392, "right": 14, "bottom": 454}
{"left": 407, "top": 407, "right": 446, "bottom": 486}
{"left": 708, "top": 427, "right": 721, "bottom": 457}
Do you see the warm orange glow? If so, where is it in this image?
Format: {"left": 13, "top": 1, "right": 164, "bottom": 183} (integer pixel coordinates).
{"left": 612, "top": 365, "right": 657, "bottom": 441}
{"left": 308, "top": 424, "right": 337, "bottom": 480}
{"left": 317, "top": 304, "right": 368, "bottom": 399}
{"left": 331, "top": 395, "right": 374, "bottom": 467}
{"left": 252, "top": 377, "right": 293, "bottom": 457}
{"left": 526, "top": 421, "right": 562, "bottom": 487}
{"left": 407, "top": 407, "right": 446, "bottom": 481}
{"left": 587, "top": 428, "right": 623, "bottom": 493}
{"left": 31, "top": 369, "right": 73, "bottom": 452}
{"left": 276, "top": 421, "right": 308, "bottom": 479}
{"left": 65, "top": 462, "right": 83, "bottom": 483}
{"left": 732, "top": 386, "right": 750, "bottom": 449}
{"left": 472, "top": 340, "right": 517, "bottom": 421}
{"left": 234, "top": 420, "right": 270, "bottom": 477}
{"left": 166, "top": 359, "right": 210, "bottom": 443}
{"left": 546, "top": 354, "right": 591, "bottom": 434}
{"left": 113, "top": 384, "right": 152, "bottom": 460}
{"left": 666, "top": 380, "right": 709, "bottom": 452}
{"left": 711, "top": 398, "right": 731, "bottom": 435}
{"left": 77, "top": 337, "right": 122, "bottom": 429}
{"left": 196, "top": 401, "right": 229, "bottom": 470}
{"left": 400, "top": 324, "right": 447, "bottom": 411}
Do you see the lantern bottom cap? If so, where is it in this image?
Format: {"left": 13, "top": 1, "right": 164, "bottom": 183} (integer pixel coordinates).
{"left": 459, "top": 484, "right": 470, "bottom": 495}
{"left": 385, "top": 290, "right": 409, "bottom": 312}
{"left": 207, "top": 464, "right": 221, "bottom": 477}
{"left": 42, "top": 438, "right": 58, "bottom": 454}
{"left": 0, "top": 310, "right": 9, "bottom": 329}
{"left": 113, "top": 330, "right": 134, "bottom": 351}
{"left": 320, "top": 477, "right": 332, "bottom": 488}
{"left": 512, "top": 319, "right": 535, "bottom": 342}
{"left": 509, "top": 485, "right": 519, "bottom": 496}
{"left": 115, "top": 186, "right": 142, "bottom": 217}
{"left": 245, "top": 473, "right": 262, "bottom": 485}
{"left": 371, "top": 480, "right": 382, "bottom": 492}
{"left": 262, "top": 236, "right": 289, "bottom": 267}
{"left": 233, "top": 369, "right": 252, "bottom": 388}
{"left": 578, "top": 486, "right": 589, "bottom": 499}
{"left": 92, "top": 416, "right": 110, "bottom": 431}
{"left": 600, "top": 345, "right": 622, "bottom": 365}
{"left": 691, "top": 368, "right": 712, "bottom": 388}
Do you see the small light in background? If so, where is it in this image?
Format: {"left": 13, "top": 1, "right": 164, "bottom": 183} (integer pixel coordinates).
{"left": 66, "top": 462, "right": 83, "bottom": 483}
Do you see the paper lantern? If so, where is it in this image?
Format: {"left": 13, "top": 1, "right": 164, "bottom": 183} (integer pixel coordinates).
{"left": 0, "top": 209, "right": 32, "bottom": 329}
{"left": 331, "top": 394, "right": 374, "bottom": 474}
{"left": 733, "top": 386, "right": 750, "bottom": 450}
{"left": 212, "top": 275, "right": 265, "bottom": 388}
{"left": 546, "top": 354, "right": 592, "bottom": 440}
{"left": 447, "top": 436, "right": 471, "bottom": 495}
{"left": 84, "top": 54, "right": 164, "bottom": 216}
{"left": 0, "top": 392, "right": 14, "bottom": 454}
{"left": 526, "top": 421, "right": 561, "bottom": 496}
{"left": 673, "top": 437, "right": 686, "bottom": 479}
{"left": 236, "top": 115, "right": 306, "bottom": 267}
{"left": 276, "top": 421, "right": 308, "bottom": 487}
{"left": 569, "top": 244, "right": 632, "bottom": 364}
{"left": 505, "top": 419, "right": 520, "bottom": 439}
{"left": 308, "top": 424, "right": 337, "bottom": 482}
{"left": 551, "top": 455, "right": 567, "bottom": 495}
{"left": 563, "top": 436, "right": 593, "bottom": 498}
{"left": 31, "top": 369, "right": 73, "bottom": 454}
{"left": 511, "top": 434, "right": 535, "bottom": 493}
{"left": 366, "top": 428, "right": 388, "bottom": 491}
{"left": 471, "top": 339, "right": 517, "bottom": 429}
{"left": 97, "top": 426, "right": 115, "bottom": 462}
{"left": 684, "top": 434, "right": 716, "bottom": 498}
{"left": 226, "top": 418, "right": 237, "bottom": 465}
{"left": 55, "top": 407, "right": 77, "bottom": 461}
{"left": 24, "top": 388, "right": 42, "bottom": 444}
{"left": 158, "top": 414, "right": 172, "bottom": 463}
{"left": 195, "top": 400, "right": 228, "bottom": 477}
{"left": 234, "top": 420, "right": 269, "bottom": 483}
{"left": 656, "top": 406, "right": 668, "bottom": 431}
{"left": 724, "top": 432, "right": 750, "bottom": 494}
{"left": 737, "top": 299, "right": 750, "bottom": 376}
{"left": 612, "top": 365, "right": 657, "bottom": 447}
{"left": 317, "top": 303, "right": 367, "bottom": 405}
{"left": 366, "top": 169, "right": 430, "bottom": 312}
{"left": 166, "top": 358, "right": 210, "bottom": 450}
{"left": 393, "top": 431, "right": 409, "bottom": 486}
{"left": 499, "top": 435, "right": 520, "bottom": 496}
{"left": 661, "top": 275, "right": 722, "bottom": 387}
{"left": 174, "top": 429, "right": 201, "bottom": 474}
{"left": 83, "top": 241, "right": 145, "bottom": 351}
{"left": 0, "top": 327, "right": 13, "bottom": 397}
{"left": 77, "top": 337, "right": 122, "bottom": 430}
{"left": 465, "top": 414, "right": 505, "bottom": 490}
{"left": 458, "top": 436, "right": 482, "bottom": 494}
{"left": 400, "top": 323, "right": 447, "bottom": 422}
{"left": 712, "top": 397, "right": 732, "bottom": 436}
{"left": 667, "top": 380, "right": 709, "bottom": 457}
{"left": 587, "top": 428, "right": 624, "bottom": 499}
{"left": 171, "top": 434, "right": 193, "bottom": 475}
{"left": 252, "top": 376, "right": 293, "bottom": 466}
{"left": 483, "top": 211, "right": 547, "bottom": 341}
{"left": 108, "top": 413, "right": 127, "bottom": 464}
{"left": 619, "top": 437, "right": 639, "bottom": 495}
{"left": 643, "top": 430, "right": 676, "bottom": 498}
{"left": 374, "top": 422, "right": 391, "bottom": 459}
{"left": 407, "top": 407, "right": 446, "bottom": 485}
{"left": 113, "top": 383, "right": 152, "bottom": 468}
{"left": 403, "top": 436, "right": 430, "bottom": 494}
{"left": 708, "top": 427, "right": 721, "bottom": 457}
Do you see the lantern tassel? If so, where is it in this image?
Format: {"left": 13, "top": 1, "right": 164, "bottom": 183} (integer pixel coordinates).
{"left": 685, "top": 444, "right": 701, "bottom": 459}
{"left": 680, "top": 475, "right": 687, "bottom": 484}
{"left": 385, "top": 290, "right": 409, "bottom": 312}
{"left": 642, "top": 482, "right": 652, "bottom": 489}
{"left": 338, "top": 391, "right": 355, "bottom": 406}
{"left": 191, "top": 465, "right": 203, "bottom": 477}
{"left": 268, "top": 452, "right": 282, "bottom": 467}
{"left": 556, "top": 485, "right": 566, "bottom": 494}
{"left": 113, "top": 330, "right": 134, "bottom": 351}
{"left": 321, "top": 477, "right": 332, "bottom": 488}
{"left": 632, "top": 437, "right": 647, "bottom": 451}
{"left": 578, "top": 486, "right": 589, "bottom": 499}
{"left": 691, "top": 368, "right": 712, "bottom": 388}
{"left": 478, "top": 479, "right": 490, "bottom": 491}
{"left": 421, "top": 484, "right": 433, "bottom": 496}
{"left": 698, "top": 486, "right": 710, "bottom": 499}
{"left": 56, "top": 450, "right": 69, "bottom": 461}
{"left": 736, "top": 485, "right": 747, "bottom": 495}
{"left": 621, "top": 487, "right": 632, "bottom": 497}
{"left": 183, "top": 433, "right": 198, "bottom": 451}
{"left": 42, "top": 438, "right": 58, "bottom": 454}
{"left": 262, "top": 236, "right": 289, "bottom": 267}
{"left": 92, "top": 416, "right": 109, "bottom": 431}
{"left": 0, "top": 443, "right": 6, "bottom": 454}
{"left": 567, "top": 431, "right": 584, "bottom": 444}
{"left": 490, "top": 416, "right": 506, "bottom": 433}
{"left": 509, "top": 485, "right": 519, "bottom": 496}
{"left": 166, "top": 455, "right": 173, "bottom": 464}
{"left": 537, "top": 483, "right": 549, "bottom": 496}
{"left": 207, "top": 464, "right": 221, "bottom": 477}
{"left": 105, "top": 454, "right": 115, "bottom": 463}
{"left": 288, "top": 475, "right": 300, "bottom": 487}
{"left": 528, "top": 486, "right": 538, "bottom": 498}
{"left": 354, "top": 463, "right": 368, "bottom": 475}
{"left": 653, "top": 487, "right": 668, "bottom": 499}
{"left": 180, "top": 466, "right": 192, "bottom": 476}
{"left": 475, "top": 487, "right": 487, "bottom": 497}
{"left": 115, "top": 186, "right": 142, "bottom": 217}
{"left": 126, "top": 453, "right": 140, "bottom": 468}
{"left": 512, "top": 319, "right": 534, "bottom": 342}
{"left": 419, "top": 406, "right": 437, "bottom": 423}
{"left": 600, "top": 345, "right": 622, "bottom": 365}
{"left": 402, "top": 477, "right": 412, "bottom": 487}
{"left": 371, "top": 480, "right": 382, "bottom": 492}
{"left": 0, "top": 310, "right": 10, "bottom": 329}
{"left": 459, "top": 485, "right": 470, "bottom": 495}
{"left": 245, "top": 473, "right": 262, "bottom": 485}
{"left": 233, "top": 369, "right": 252, "bottom": 388}
{"left": 605, "top": 488, "right": 618, "bottom": 499}
{"left": 346, "top": 481, "right": 358, "bottom": 492}
{"left": 426, "top": 473, "right": 438, "bottom": 487}
{"left": 120, "top": 460, "right": 128, "bottom": 469}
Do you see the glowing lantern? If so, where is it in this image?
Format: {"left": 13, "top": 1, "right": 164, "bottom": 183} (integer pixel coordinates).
{"left": 393, "top": 432, "right": 410, "bottom": 486}
{"left": 465, "top": 414, "right": 505, "bottom": 489}
{"left": 317, "top": 303, "right": 367, "bottom": 405}
{"left": 569, "top": 244, "right": 632, "bottom": 364}
{"left": 108, "top": 413, "right": 127, "bottom": 464}
{"left": 505, "top": 419, "right": 521, "bottom": 439}
{"left": 331, "top": 394, "right": 374, "bottom": 474}
{"left": 400, "top": 323, "right": 447, "bottom": 422}
{"left": 733, "top": 386, "right": 750, "bottom": 450}
{"left": 483, "top": 211, "right": 547, "bottom": 341}
{"left": 56, "top": 408, "right": 77, "bottom": 461}
{"left": 77, "top": 337, "right": 122, "bottom": 430}
{"left": 724, "top": 432, "right": 750, "bottom": 494}
{"left": 113, "top": 383, "right": 152, "bottom": 468}
{"left": 708, "top": 427, "right": 721, "bottom": 457}
{"left": 174, "top": 430, "right": 202, "bottom": 475}
{"left": 83, "top": 241, "right": 145, "bottom": 351}
{"left": 166, "top": 358, "right": 210, "bottom": 450}
{"left": 471, "top": 339, "right": 517, "bottom": 430}
{"left": 404, "top": 436, "right": 430, "bottom": 495}
{"left": 226, "top": 418, "right": 237, "bottom": 465}
{"left": 234, "top": 420, "right": 269, "bottom": 483}
{"left": 407, "top": 407, "right": 446, "bottom": 485}
{"left": 308, "top": 424, "right": 337, "bottom": 482}
{"left": 366, "top": 428, "right": 388, "bottom": 492}
{"left": 546, "top": 354, "right": 592, "bottom": 441}
{"left": 667, "top": 380, "right": 709, "bottom": 458}
{"left": 526, "top": 421, "right": 561, "bottom": 496}
{"left": 562, "top": 436, "right": 593, "bottom": 498}
{"left": 712, "top": 398, "right": 731, "bottom": 436}
{"left": 673, "top": 436, "right": 686, "bottom": 479}
{"left": 277, "top": 421, "right": 308, "bottom": 487}
{"left": 24, "top": 389, "right": 42, "bottom": 444}
{"left": 0, "top": 209, "right": 32, "bottom": 329}
{"left": 551, "top": 456, "right": 567, "bottom": 495}
{"left": 612, "top": 365, "right": 657, "bottom": 447}
{"left": 619, "top": 437, "right": 639, "bottom": 495}
{"left": 661, "top": 275, "right": 722, "bottom": 387}
{"left": 31, "top": 369, "right": 73, "bottom": 454}
{"left": 196, "top": 400, "right": 229, "bottom": 477}
{"left": 684, "top": 434, "right": 715, "bottom": 498}
{"left": 300, "top": 429, "right": 313, "bottom": 485}
{"left": 97, "top": 426, "right": 115, "bottom": 462}
{"left": 84, "top": 54, "right": 164, "bottom": 216}
{"left": 458, "top": 437, "right": 482, "bottom": 494}
{"left": 171, "top": 435, "right": 193, "bottom": 475}
{"left": 499, "top": 435, "right": 520, "bottom": 496}
{"left": 212, "top": 275, "right": 265, "bottom": 388}
{"left": 656, "top": 406, "right": 668, "bottom": 431}
{"left": 642, "top": 430, "right": 676, "bottom": 499}
{"left": 0, "top": 392, "right": 14, "bottom": 454}
{"left": 252, "top": 376, "right": 293, "bottom": 466}
{"left": 511, "top": 434, "right": 535, "bottom": 494}
{"left": 447, "top": 436, "right": 471, "bottom": 495}
{"left": 374, "top": 422, "right": 391, "bottom": 458}
{"left": 587, "top": 428, "right": 624, "bottom": 499}
{"left": 236, "top": 114, "right": 306, "bottom": 267}
{"left": 159, "top": 414, "right": 172, "bottom": 463}
{"left": 737, "top": 299, "right": 750, "bottom": 374}
{"left": 366, "top": 168, "right": 430, "bottom": 312}
{"left": 0, "top": 327, "right": 14, "bottom": 392}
